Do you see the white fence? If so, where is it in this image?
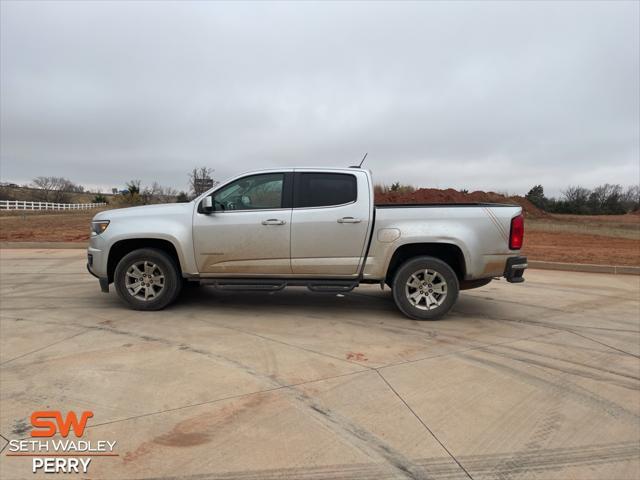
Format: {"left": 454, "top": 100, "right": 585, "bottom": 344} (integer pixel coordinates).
{"left": 0, "top": 200, "right": 107, "bottom": 211}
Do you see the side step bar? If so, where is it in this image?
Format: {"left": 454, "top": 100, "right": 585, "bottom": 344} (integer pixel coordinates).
{"left": 200, "top": 278, "right": 359, "bottom": 293}
{"left": 307, "top": 282, "right": 357, "bottom": 293}
{"left": 211, "top": 280, "right": 286, "bottom": 292}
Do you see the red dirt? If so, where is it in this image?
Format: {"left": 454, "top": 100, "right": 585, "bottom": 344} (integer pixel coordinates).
{"left": 522, "top": 230, "right": 640, "bottom": 266}
{"left": 549, "top": 212, "right": 640, "bottom": 224}
{"left": 346, "top": 352, "right": 368, "bottom": 361}
{"left": 375, "top": 188, "right": 548, "bottom": 218}
{"left": 0, "top": 212, "right": 93, "bottom": 242}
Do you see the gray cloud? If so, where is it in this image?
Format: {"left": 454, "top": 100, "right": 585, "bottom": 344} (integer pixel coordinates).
{"left": 1, "top": 0, "right": 638, "bottom": 196}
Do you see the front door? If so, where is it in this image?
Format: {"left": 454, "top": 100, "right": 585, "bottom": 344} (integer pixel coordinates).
{"left": 193, "top": 172, "right": 292, "bottom": 275}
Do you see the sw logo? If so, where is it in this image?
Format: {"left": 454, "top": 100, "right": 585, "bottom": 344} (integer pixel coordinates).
{"left": 31, "top": 410, "right": 93, "bottom": 437}
{"left": 7, "top": 410, "right": 117, "bottom": 474}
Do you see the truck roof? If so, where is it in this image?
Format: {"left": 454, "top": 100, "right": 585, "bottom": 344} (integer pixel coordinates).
{"left": 234, "top": 167, "right": 369, "bottom": 173}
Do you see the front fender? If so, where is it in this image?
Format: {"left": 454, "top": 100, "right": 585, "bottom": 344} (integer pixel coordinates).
{"left": 97, "top": 204, "right": 198, "bottom": 275}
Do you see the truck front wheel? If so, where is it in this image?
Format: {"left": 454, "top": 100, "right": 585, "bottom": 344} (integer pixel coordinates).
{"left": 392, "top": 256, "right": 459, "bottom": 320}
{"left": 114, "top": 248, "right": 182, "bottom": 311}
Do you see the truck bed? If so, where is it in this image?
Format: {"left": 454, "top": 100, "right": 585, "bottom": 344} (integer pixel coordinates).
{"left": 363, "top": 202, "right": 523, "bottom": 281}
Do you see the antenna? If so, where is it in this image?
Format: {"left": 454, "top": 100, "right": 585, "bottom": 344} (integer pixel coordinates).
{"left": 350, "top": 152, "right": 368, "bottom": 169}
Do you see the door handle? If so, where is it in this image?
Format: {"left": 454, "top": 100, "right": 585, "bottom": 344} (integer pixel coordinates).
{"left": 261, "top": 219, "right": 286, "bottom": 225}
{"left": 337, "top": 217, "right": 361, "bottom": 223}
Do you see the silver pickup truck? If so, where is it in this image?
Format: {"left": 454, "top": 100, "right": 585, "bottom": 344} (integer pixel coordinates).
{"left": 87, "top": 168, "right": 526, "bottom": 320}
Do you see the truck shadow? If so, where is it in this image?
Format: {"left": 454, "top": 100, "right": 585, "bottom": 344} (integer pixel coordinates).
{"left": 178, "top": 285, "right": 397, "bottom": 313}
{"left": 173, "top": 285, "right": 491, "bottom": 321}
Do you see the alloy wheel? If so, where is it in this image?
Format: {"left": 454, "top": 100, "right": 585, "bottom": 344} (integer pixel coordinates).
{"left": 125, "top": 261, "right": 165, "bottom": 301}
{"left": 405, "top": 269, "right": 448, "bottom": 311}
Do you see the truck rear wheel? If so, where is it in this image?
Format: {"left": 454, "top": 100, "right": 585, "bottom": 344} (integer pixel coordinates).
{"left": 114, "top": 248, "right": 182, "bottom": 311}
{"left": 392, "top": 256, "right": 459, "bottom": 320}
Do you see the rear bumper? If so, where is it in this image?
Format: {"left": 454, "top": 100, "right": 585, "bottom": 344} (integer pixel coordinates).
{"left": 504, "top": 256, "right": 527, "bottom": 283}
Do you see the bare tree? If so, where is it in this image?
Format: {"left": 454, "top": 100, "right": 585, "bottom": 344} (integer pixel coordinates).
{"left": 621, "top": 185, "right": 640, "bottom": 212}
{"left": 587, "top": 184, "right": 622, "bottom": 213}
{"left": 561, "top": 185, "right": 590, "bottom": 205}
{"left": 153, "top": 182, "right": 178, "bottom": 198}
{"left": 31, "top": 177, "right": 55, "bottom": 201}
{"left": 188, "top": 167, "right": 216, "bottom": 196}
{"left": 141, "top": 182, "right": 178, "bottom": 204}
{"left": 31, "top": 176, "right": 84, "bottom": 203}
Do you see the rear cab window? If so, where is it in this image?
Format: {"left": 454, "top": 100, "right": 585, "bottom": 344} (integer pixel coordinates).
{"left": 294, "top": 173, "right": 357, "bottom": 208}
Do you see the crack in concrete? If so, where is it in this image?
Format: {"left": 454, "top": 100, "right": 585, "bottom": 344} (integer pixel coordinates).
{"left": 0, "top": 330, "right": 89, "bottom": 366}
{"left": 567, "top": 330, "right": 640, "bottom": 359}
{"left": 0, "top": 432, "right": 9, "bottom": 455}
{"left": 376, "top": 370, "right": 474, "bottom": 480}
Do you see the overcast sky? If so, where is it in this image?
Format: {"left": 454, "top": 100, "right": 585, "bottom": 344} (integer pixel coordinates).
{"left": 1, "top": 1, "right": 638, "bottom": 196}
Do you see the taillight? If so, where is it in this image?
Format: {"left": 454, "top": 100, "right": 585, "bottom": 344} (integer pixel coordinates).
{"left": 509, "top": 214, "right": 524, "bottom": 250}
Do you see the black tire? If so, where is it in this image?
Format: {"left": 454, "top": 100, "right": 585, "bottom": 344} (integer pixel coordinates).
{"left": 114, "top": 248, "right": 182, "bottom": 311}
{"left": 392, "top": 256, "right": 459, "bottom": 320}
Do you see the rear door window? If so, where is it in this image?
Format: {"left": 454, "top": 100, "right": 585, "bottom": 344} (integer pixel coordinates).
{"left": 293, "top": 173, "right": 357, "bottom": 208}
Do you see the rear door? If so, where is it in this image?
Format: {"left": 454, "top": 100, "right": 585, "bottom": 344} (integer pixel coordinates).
{"left": 290, "top": 171, "right": 371, "bottom": 276}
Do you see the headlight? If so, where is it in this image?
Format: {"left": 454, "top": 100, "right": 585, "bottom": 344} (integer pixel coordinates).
{"left": 91, "top": 220, "right": 110, "bottom": 236}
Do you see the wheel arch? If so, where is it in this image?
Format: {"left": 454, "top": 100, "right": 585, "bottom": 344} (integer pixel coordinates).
{"left": 107, "top": 238, "right": 182, "bottom": 283}
{"left": 385, "top": 242, "right": 467, "bottom": 285}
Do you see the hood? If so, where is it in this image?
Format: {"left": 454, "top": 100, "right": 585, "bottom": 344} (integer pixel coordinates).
{"left": 92, "top": 202, "right": 193, "bottom": 221}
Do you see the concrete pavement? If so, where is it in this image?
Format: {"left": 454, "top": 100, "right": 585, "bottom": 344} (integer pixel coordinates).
{"left": 0, "top": 249, "right": 638, "bottom": 479}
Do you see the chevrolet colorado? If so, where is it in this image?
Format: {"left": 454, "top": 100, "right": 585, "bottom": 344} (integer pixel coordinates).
{"left": 87, "top": 168, "right": 526, "bottom": 320}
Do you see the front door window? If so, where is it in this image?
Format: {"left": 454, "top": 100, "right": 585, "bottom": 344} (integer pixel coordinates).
{"left": 213, "top": 173, "right": 284, "bottom": 211}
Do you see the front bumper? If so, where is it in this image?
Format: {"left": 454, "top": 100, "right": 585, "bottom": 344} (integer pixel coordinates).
{"left": 87, "top": 238, "right": 110, "bottom": 293}
{"left": 504, "top": 256, "right": 527, "bottom": 283}
{"left": 87, "top": 262, "right": 110, "bottom": 292}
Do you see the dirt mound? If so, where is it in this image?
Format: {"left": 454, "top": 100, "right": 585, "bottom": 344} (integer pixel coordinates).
{"left": 375, "top": 188, "right": 548, "bottom": 218}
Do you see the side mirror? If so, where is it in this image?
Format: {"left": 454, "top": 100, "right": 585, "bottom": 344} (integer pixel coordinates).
{"left": 201, "top": 196, "right": 214, "bottom": 214}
